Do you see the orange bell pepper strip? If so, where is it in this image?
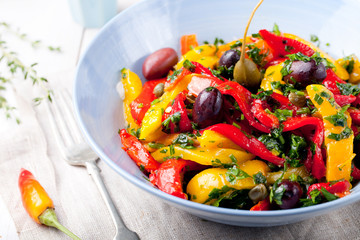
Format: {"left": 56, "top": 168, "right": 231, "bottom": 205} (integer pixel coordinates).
{"left": 19, "top": 169, "right": 80, "bottom": 239}
{"left": 180, "top": 34, "right": 199, "bottom": 55}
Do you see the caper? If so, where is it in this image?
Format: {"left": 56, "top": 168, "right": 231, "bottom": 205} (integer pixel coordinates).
{"left": 233, "top": 58, "right": 261, "bottom": 88}
{"left": 288, "top": 91, "right": 306, "bottom": 107}
{"left": 153, "top": 83, "right": 165, "bottom": 98}
{"left": 248, "top": 184, "right": 268, "bottom": 203}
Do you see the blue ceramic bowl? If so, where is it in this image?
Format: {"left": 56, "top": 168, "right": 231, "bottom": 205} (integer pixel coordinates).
{"left": 74, "top": 0, "right": 360, "bottom": 226}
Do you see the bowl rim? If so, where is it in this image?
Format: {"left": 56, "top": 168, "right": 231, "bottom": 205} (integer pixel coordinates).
{"left": 73, "top": 0, "right": 360, "bottom": 219}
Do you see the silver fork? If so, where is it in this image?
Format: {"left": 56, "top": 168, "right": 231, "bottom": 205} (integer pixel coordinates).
{"left": 45, "top": 90, "right": 140, "bottom": 240}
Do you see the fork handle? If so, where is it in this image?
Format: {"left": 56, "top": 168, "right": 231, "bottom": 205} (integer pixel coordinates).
{"left": 85, "top": 161, "right": 139, "bottom": 240}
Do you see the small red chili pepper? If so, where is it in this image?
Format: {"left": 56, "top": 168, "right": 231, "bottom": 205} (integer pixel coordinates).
{"left": 19, "top": 169, "right": 80, "bottom": 240}
{"left": 207, "top": 123, "right": 285, "bottom": 166}
{"left": 119, "top": 129, "right": 160, "bottom": 172}
{"left": 161, "top": 91, "right": 192, "bottom": 133}
{"left": 282, "top": 117, "right": 325, "bottom": 179}
{"left": 250, "top": 197, "right": 271, "bottom": 211}
{"left": 149, "top": 159, "right": 204, "bottom": 199}
{"left": 216, "top": 81, "right": 271, "bottom": 133}
{"left": 307, "top": 180, "right": 351, "bottom": 198}
{"left": 259, "top": 29, "right": 315, "bottom": 59}
{"left": 130, "top": 78, "right": 166, "bottom": 124}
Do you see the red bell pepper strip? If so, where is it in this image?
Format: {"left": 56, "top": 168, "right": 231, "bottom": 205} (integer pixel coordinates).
{"left": 223, "top": 99, "right": 252, "bottom": 135}
{"left": 351, "top": 166, "right": 360, "bottom": 180}
{"left": 334, "top": 94, "right": 356, "bottom": 107}
{"left": 322, "top": 69, "right": 355, "bottom": 106}
{"left": 216, "top": 81, "right": 271, "bottom": 133}
{"left": 352, "top": 95, "right": 360, "bottom": 107}
{"left": 207, "top": 123, "right": 285, "bottom": 166}
{"left": 130, "top": 78, "right": 166, "bottom": 124}
{"left": 250, "top": 197, "right": 271, "bottom": 211}
{"left": 188, "top": 74, "right": 225, "bottom": 97}
{"left": 191, "top": 61, "right": 217, "bottom": 77}
{"left": 270, "top": 92, "right": 299, "bottom": 112}
{"left": 251, "top": 99, "right": 280, "bottom": 129}
{"left": 161, "top": 91, "right": 192, "bottom": 133}
{"left": 19, "top": 169, "right": 80, "bottom": 239}
{"left": 282, "top": 117, "right": 325, "bottom": 179}
{"left": 307, "top": 180, "right": 351, "bottom": 198}
{"left": 347, "top": 108, "right": 360, "bottom": 125}
{"left": 149, "top": 159, "right": 203, "bottom": 199}
{"left": 119, "top": 129, "right": 160, "bottom": 172}
{"left": 259, "top": 29, "right": 315, "bottom": 59}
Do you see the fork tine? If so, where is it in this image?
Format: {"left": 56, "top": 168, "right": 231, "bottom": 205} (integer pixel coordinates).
{"left": 56, "top": 90, "right": 84, "bottom": 143}
{"left": 44, "top": 96, "right": 71, "bottom": 158}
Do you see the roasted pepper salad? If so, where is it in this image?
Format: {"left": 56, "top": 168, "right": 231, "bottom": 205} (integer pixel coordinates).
{"left": 118, "top": 25, "right": 360, "bottom": 211}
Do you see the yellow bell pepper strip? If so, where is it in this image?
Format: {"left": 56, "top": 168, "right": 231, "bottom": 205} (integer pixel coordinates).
{"left": 307, "top": 84, "right": 355, "bottom": 181}
{"left": 139, "top": 74, "right": 192, "bottom": 140}
{"left": 195, "top": 56, "right": 219, "bottom": 69}
{"left": 151, "top": 145, "right": 255, "bottom": 165}
{"left": 260, "top": 62, "right": 285, "bottom": 94}
{"left": 186, "top": 160, "right": 269, "bottom": 204}
{"left": 120, "top": 68, "right": 142, "bottom": 130}
{"left": 19, "top": 169, "right": 80, "bottom": 240}
{"left": 130, "top": 78, "right": 165, "bottom": 124}
{"left": 336, "top": 54, "right": 360, "bottom": 84}
{"left": 176, "top": 44, "right": 217, "bottom": 70}
{"left": 283, "top": 33, "right": 349, "bottom": 80}
{"left": 197, "top": 130, "right": 244, "bottom": 150}
{"left": 266, "top": 166, "right": 310, "bottom": 184}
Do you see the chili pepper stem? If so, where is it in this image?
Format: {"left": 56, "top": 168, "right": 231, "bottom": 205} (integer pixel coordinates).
{"left": 38, "top": 208, "right": 81, "bottom": 240}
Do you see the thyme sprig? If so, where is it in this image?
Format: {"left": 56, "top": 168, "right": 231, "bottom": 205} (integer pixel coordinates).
{"left": 0, "top": 22, "right": 58, "bottom": 122}
{"left": 0, "top": 22, "right": 61, "bottom": 52}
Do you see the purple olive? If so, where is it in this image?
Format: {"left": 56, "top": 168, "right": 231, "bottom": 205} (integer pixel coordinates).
{"left": 219, "top": 50, "right": 240, "bottom": 68}
{"left": 283, "top": 60, "right": 327, "bottom": 86}
{"left": 277, "top": 180, "right": 303, "bottom": 209}
{"left": 192, "top": 87, "right": 224, "bottom": 129}
{"left": 142, "top": 48, "right": 178, "bottom": 80}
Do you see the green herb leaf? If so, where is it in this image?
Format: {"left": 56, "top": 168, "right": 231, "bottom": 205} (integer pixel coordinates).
{"left": 253, "top": 172, "right": 267, "bottom": 184}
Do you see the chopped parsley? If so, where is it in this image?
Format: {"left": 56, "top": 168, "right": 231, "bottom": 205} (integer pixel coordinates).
{"left": 183, "top": 59, "right": 196, "bottom": 72}
{"left": 327, "top": 126, "right": 353, "bottom": 141}
{"left": 272, "top": 23, "right": 281, "bottom": 36}
{"left": 336, "top": 82, "right": 360, "bottom": 96}
{"left": 225, "top": 166, "right": 251, "bottom": 184}
{"left": 253, "top": 172, "right": 267, "bottom": 184}
{"left": 161, "top": 112, "right": 181, "bottom": 129}
{"left": 324, "top": 104, "right": 350, "bottom": 127}
{"left": 167, "top": 69, "right": 182, "bottom": 83}
{"left": 314, "top": 93, "right": 324, "bottom": 105}
{"left": 148, "top": 142, "right": 165, "bottom": 149}
{"left": 341, "top": 55, "right": 355, "bottom": 74}
{"left": 172, "top": 133, "right": 196, "bottom": 149}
